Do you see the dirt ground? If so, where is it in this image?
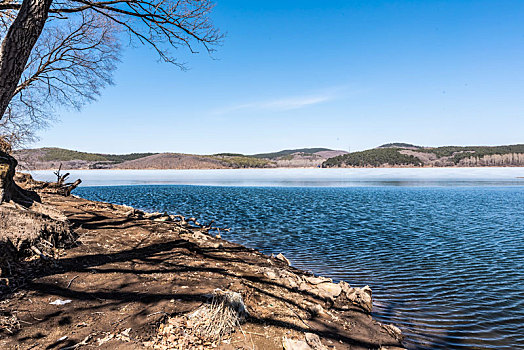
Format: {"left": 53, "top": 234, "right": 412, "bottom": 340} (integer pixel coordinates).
{"left": 0, "top": 193, "right": 405, "bottom": 350}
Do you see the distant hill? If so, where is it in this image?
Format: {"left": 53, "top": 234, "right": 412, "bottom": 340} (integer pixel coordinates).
{"left": 323, "top": 144, "right": 524, "bottom": 168}
{"left": 14, "top": 147, "right": 347, "bottom": 170}
{"left": 22, "top": 147, "right": 157, "bottom": 163}
{"left": 13, "top": 147, "right": 159, "bottom": 170}
{"left": 378, "top": 143, "right": 421, "bottom": 149}
{"left": 252, "top": 148, "right": 336, "bottom": 159}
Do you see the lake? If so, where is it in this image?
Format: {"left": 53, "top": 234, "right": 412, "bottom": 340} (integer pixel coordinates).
{"left": 31, "top": 168, "right": 524, "bottom": 349}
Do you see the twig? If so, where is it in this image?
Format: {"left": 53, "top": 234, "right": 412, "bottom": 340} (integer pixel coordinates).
{"left": 1, "top": 326, "right": 13, "bottom": 334}
{"left": 245, "top": 331, "right": 267, "bottom": 337}
{"left": 146, "top": 311, "right": 168, "bottom": 317}
{"left": 60, "top": 335, "right": 92, "bottom": 350}
{"left": 239, "top": 324, "right": 246, "bottom": 340}
{"left": 25, "top": 310, "right": 43, "bottom": 321}
{"left": 290, "top": 307, "right": 311, "bottom": 329}
{"left": 249, "top": 332, "right": 255, "bottom": 350}
{"left": 30, "top": 246, "right": 50, "bottom": 260}
{"left": 40, "top": 238, "right": 54, "bottom": 248}
{"left": 66, "top": 275, "right": 79, "bottom": 289}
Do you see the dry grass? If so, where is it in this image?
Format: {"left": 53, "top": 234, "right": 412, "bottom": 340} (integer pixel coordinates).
{"left": 188, "top": 289, "right": 249, "bottom": 342}
{"left": 152, "top": 290, "right": 249, "bottom": 349}
{"left": 0, "top": 311, "right": 20, "bottom": 335}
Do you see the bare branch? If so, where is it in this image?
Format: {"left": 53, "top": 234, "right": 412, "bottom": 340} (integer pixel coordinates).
{"left": 0, "top": 0, "right": 222, "bottom": 143}
{"left": 2, "top": 0, "right": 223, "bottom": 63}
{"left": 1, "top": 12, "right": 120, "bottom": 145}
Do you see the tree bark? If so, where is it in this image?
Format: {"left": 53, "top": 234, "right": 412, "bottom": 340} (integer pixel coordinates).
{"left": 0, "top": 0, "right": 53, "bottom": 120}
{"left": 0, "top": 151, "right": 42, "bottom": 204}
{"left": 0, "top": 151, "right": 17, "bottom": 203}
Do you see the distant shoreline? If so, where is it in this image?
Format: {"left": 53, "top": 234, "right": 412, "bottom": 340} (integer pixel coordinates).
{"left": 23, "top": 165, "right": 524, "bottom": 171}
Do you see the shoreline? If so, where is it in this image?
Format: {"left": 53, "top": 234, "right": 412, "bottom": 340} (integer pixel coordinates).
{"left": 20, "top": 164, "right": 524, "bottom": 171}
{"left": 0, "top": 191, "right": 405, "bottom": 349}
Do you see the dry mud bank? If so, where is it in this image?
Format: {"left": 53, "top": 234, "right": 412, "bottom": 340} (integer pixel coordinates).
{"left": 0, "top": 193, "right": 405, "bottom": 350}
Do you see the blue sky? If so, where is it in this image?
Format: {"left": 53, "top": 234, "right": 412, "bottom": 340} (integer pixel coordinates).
{"left": 34, "top": 0, "right": 524, "bottom": 154}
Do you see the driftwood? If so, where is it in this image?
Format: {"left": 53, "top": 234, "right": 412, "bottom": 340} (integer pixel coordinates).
{"left": 45, "top": 165, "right": 82, "bottom": 196}
{"left": 11, "top": 166, "right": 81, "bottom": 198}
{"left": 143, "top": 213, "right": 231, "bottom": 235}
{"left": 170, "top": 215, "right": 231, "bottom": 234}
{"left": 54, "top": 165, "right": 69, "bottom": 187}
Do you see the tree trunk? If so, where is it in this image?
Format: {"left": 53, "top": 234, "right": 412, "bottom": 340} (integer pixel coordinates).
{"left": 0, "top": 152, "right": 17, "bottom": 203}
{"left": 0, "top": 151, "right": 42, "bottom": 204}
{"left": 0, "top": 0, "right": 53, "bottom": 120}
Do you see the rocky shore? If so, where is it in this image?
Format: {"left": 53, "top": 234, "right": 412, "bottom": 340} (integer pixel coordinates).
{"left": 0, "top": 184, "right": 405, "bottom": 349}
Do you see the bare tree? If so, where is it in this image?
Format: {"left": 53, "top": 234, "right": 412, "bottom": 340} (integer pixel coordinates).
{"left": 0, "top": 0, "right": 221, "bottom": 203}
{"left": 1, "top": 12, "right": 120, "bottom": 146}
{"left": 0, "top": 0, "right": 221, "bottom": 124}
{"left": 0, "top": 0, "right": 221, "bottom": 144}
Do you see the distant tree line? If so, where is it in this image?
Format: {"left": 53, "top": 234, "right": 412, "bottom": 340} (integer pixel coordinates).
{"left": 28, "top": 147, "right": 157, "bottom": 163}
{"left": 322, "top": 144, "right": 524, "bottom": 167}
{"left": 446, "top": 145, "right": 524, "bottom": 164}
{"left": 322, "top": 148, "right": 422, "bottom": 167}
{"left": 212, "top": 155, "right": 271, "bottom": 168}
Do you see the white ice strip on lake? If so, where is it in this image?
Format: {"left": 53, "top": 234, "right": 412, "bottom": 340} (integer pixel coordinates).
{"left": 28, "top": 167, "right": 524, "bottom": 187}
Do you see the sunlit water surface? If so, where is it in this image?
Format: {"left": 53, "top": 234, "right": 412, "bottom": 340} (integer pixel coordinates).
{"left": 32, "top": 169, "right": 524, "bottom": 349}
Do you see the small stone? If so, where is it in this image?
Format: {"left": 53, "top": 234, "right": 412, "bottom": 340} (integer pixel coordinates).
{"left": 299, "top": 282, "right": 310, "bottom": 292}
{"left": 304, "top": 276, "right": 332, "bottom": 285}
{"left": 264, "top": 269, "right": 278, "bottom": 280}
{"left": 276, "top": 253, "right": 291, "bottom": 265}
{"left": 383, "top": 324, "right": 403, "bottom": 339}
{"left": 307, "top": 303, "right": 325, "bottom": 317}
{"left": 283, "top": 337, "right": 312, "bottom": 350}
{"left": 305, "top": 333, "right": 328, "bottom": 350}
{"left": 191, "top": 230, "right": 209, "bottom": 241}
{"left": 143, "top": 212, "right": 163, "bottom": 219}
{"left": 316, "top": 282, "right": 342, "bottom": 300}
{"left": 338, "top": 282, "right": 373, "bottom": 312}
{"left": 282, "top": 276, "right": 298, "bottom": 289}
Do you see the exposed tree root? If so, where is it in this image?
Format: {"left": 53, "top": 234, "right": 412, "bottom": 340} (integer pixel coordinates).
{"left": 1, "top": 154, "right": 78, "bottom": 289}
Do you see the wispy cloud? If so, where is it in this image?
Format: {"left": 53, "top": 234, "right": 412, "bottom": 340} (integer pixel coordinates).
{"left": 261, "top": 95, "right": 333, "bottom": 111}
{"left": 211, "top": 88, "right": 345, "bottom": 116}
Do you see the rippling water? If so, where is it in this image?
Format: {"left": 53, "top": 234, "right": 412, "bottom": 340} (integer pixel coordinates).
{"left": 66, "top": 173, "right": 524, "bottom": 349}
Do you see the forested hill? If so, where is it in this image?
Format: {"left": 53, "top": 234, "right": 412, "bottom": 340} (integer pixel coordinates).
{"left": 14, "top": 147, "right": 348, "bottom": 170}
{"left": 322, "top": 144, "right": 524, "bottom": 168}
{"left": 15, "top": 145, "right": 524, "bottom": 170}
